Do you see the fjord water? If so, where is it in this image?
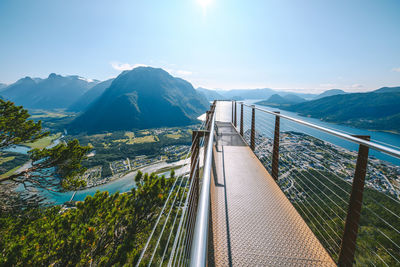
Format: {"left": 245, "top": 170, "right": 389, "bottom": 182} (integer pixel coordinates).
{"left": 241, "top": 100, "right": 400, "bottom": 166}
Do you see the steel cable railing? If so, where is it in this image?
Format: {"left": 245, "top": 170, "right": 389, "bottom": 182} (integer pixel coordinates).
{"left": 142, "top": 100, "right": 400, "bottom": 266}
{"left": 282, "top": 119, "right": 400, "bottom": 266}
{"left": 167, "top": 117, "right": 212, "bottom": 267}
{"left": 233, "top": 101, "right": 400, "bottom": 266}
{"left": 145, "top": 101, "right": 216, "bottom": 267}
{"left": 133, "top": 113, "right": 211, "bottom": 266}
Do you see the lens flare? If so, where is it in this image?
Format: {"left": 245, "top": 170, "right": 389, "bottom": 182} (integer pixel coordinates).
{"left": 197, "top": 0, "right": 212, "bottom": 8}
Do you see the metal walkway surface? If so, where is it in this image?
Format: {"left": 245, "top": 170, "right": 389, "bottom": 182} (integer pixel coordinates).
{"left": 208, "top": 102, "right": 335, "bottom": 266}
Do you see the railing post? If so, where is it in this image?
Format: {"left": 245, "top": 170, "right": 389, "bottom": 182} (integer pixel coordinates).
{"left": 240, "top": 103, "right": 244, "bottom": 137}
{"left": 234, "top": 101, "right": 237, "bottom": 128}
{"left": 191, "top": 131, "right": 200, "bottom": 184}
{"left": 271, "top": 111, "right": 280, "bottom": 180}
{"left": 208, "top": 110, "right": 210, "bottom": 129}
{"left": 338, "top": 135, "right": 370, "bottom": 267}
{"left": 231, "top": 100, "right": 234, "bottom": 124}
{"left": 250, "top": 105, "right": 255, "bottom": 151}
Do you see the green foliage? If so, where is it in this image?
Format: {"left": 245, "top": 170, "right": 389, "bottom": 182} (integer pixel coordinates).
{"left": 29, "top": 139, "right": 91, "bottom": 189}
{"left": 0, "top": 172, "right": 175, "bottom": 266}
{"left": 0, "top": 100, "right": 91, "bottom": 210}
{"left": 286, "top": 169, "right": 400, "bottom": 265}
{"left": 0, "top": 99, "right": 48, "bottom": 149}
{"left": 284, "top": 92, "right": 400, "bottom": 133}
{"left": 0, "top": 152, "right": 29, "bottom": 179}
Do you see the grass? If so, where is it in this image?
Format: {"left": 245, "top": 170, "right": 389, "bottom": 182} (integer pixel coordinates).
{"left": 0, "top": 165, "right": 22, "bottom": 180}
{"left": 30, "top": 111, "right": 70, "bottom": 119}
{"left": 125, "top": 132, "right": 135, "bottom": 139}
{"left": 165, "top": 134, "right": 182, "bottom": 139}
{"left": 24, "top": 133, "right": 62, "bottom": 149}
{"left": 131, "top": 135, "right": 158, "bottom": 144}
{"left": 154, "top": 164, "right": 185, "bottom": 175}
{"left": 92, "top": 133, "right": 112, "bottom": 139}
{"left": 0, "top": 156, "right": 15, "bottom": 164}
{"left": 125, "top": 132, "right": 135, "bottom": 144}
{"left": 111, "top": 134, "right": 158, "bottom": 144}
{"left": 112, "top": 139, "right": 128, "bottom": 143}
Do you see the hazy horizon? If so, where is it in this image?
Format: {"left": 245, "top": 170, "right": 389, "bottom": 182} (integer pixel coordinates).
{"left": 1, "top": 67, "right": 395, "bottom": 94}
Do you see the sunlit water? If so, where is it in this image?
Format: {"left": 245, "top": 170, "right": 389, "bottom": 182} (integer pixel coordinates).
{"left": 240, "top": 99, "right": 400, "bottom": 165}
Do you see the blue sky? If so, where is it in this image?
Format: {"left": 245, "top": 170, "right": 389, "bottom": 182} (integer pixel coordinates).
{"left": 0, "top": 0, "right": 399, "bottom": 93}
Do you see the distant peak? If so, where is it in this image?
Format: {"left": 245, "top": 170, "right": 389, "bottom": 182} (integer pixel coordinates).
{"left": 324, "top": 89, "right": 346, "bottom": 93}
{"left": 119, "top": 66, "right": 171, "bottom": 79}
{"left": 131, "top": 66, "right": 167, "bottom": 73}
{"left": 16, "top": 76, "right": 34, "bottom": 83}
{"left": 48, "top": 73, "right": 61, "bottom": 79}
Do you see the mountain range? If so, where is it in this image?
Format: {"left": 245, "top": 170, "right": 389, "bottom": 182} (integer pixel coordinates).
{"left": 68, "top": 79, "right": 114, "bottom": 112}
{"left": 262, "top": 87, "right": 400, "bottom": 133}
{"left": 1, "top": 69, "right": 399, "bottom": 133}
{"left": 314, "top": 89, "right": 347, "bottom": 99}
{"left": 69, "top": 67, "right": 209, "bottom": 132}
{"left": 196, "top": 87, "right": 345, "bottom": 102}
{"left": 0, "top": 74, "right": 99, "bottom": 109}
{"left": 256, "top": 94, "right": 306, "bottom": 107}
{"left": 196, "top": 87, "right": 225, "bottom": 101}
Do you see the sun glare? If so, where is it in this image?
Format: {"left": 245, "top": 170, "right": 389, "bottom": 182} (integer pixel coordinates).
{"left": 197, "top": 0, "right": 212, "bottom": 9}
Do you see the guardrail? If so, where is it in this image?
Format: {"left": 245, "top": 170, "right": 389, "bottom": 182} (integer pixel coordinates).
{"left": 233, "top": 101, "right": 400, "bottom": 266}
{"left": 189, "top": 104, "right": 216, "bottom": 267}
{"left": 133, "top": 103, "right": 217, "bottom": 266}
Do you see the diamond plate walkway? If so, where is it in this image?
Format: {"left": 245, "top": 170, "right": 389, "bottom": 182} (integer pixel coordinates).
{"left": 208, "top": 102, "right": 335, "bottom": 266}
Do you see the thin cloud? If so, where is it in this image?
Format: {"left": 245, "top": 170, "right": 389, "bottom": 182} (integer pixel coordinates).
{"left": 175, "top": 70, "right": 192, "bottom": 76}
{"left": 392, "top": 67, "right": 400, "bottom": 73}
{"left": 165, "top": 69, "right": 193, "bottom": 77}
{"left": 77, "top": 76, "right": 95, "bottom": 83}
{"left": 110, "top": 62, "right": 148, "bottom": 71}
{"left": 351, "top": 84, "right": 363, "bottom": 88}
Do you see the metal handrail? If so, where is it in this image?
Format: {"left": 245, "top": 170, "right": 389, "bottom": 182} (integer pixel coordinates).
{"left": 242, "top": 103, "right": 400, "bottom": 159}
{"left": 189, "top": 110, "right": 216, "bottom": 267}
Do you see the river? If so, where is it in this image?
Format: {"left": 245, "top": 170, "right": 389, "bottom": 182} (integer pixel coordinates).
{"left": 37, "top": 159, "right": 189, "bottom": 205}
{"left": 3, "top": 135, "right": 191, "bottom": 205}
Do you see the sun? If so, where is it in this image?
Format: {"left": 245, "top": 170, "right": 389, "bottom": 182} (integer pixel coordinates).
{"left": 197, "top": 0, "right": 212, "bottom": 9}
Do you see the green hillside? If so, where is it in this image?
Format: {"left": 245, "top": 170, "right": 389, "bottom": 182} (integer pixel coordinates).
{"left": 70, "top": 67, "right": 208, "bottom": 133}
{"left": 284, "top": 92, "right": 400, "bottom": 133}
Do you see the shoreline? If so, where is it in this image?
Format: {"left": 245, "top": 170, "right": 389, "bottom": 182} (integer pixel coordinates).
{"left": 256, "top": 103, "right": 400, "bottom": 137}
{"left": 75, "top": 159, "right": 188, "bottom": 192}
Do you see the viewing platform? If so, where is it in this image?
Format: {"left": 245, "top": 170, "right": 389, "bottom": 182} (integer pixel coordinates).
{"left": 208, "top": 102, "right": 335, "bottom": 266}
{"left": 137, "top": 100, "right": 400, "bottom": 267}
